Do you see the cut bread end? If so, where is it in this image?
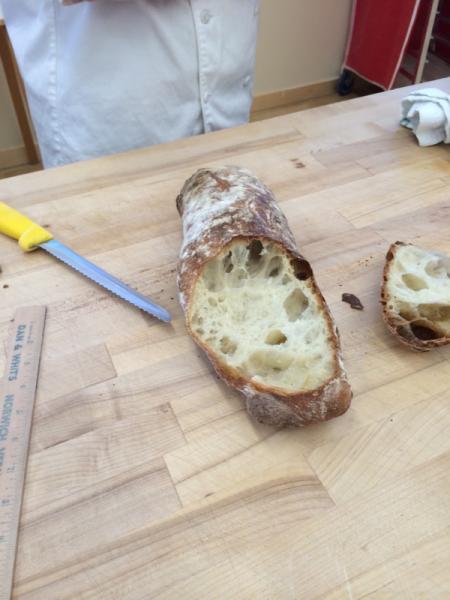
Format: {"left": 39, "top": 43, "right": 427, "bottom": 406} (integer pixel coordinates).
{"left": 381, "top": 242, "right": 450, "bottom": 351}
{"left": 189, "top": 237, "right": 342, "bottom": 399}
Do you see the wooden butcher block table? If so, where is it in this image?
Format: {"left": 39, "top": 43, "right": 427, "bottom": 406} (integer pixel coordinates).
{"left": 1, "top": 78, "right": 450, "bottom": 599}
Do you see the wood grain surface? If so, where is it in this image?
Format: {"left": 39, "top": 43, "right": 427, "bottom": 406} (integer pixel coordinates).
{"left": 0, "top": 78, "right": 450, "bottom": 599}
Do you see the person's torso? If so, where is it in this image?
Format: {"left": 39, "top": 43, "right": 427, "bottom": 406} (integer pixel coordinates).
{"left": 3, "top": 0, "right": 260, "bottom": 166}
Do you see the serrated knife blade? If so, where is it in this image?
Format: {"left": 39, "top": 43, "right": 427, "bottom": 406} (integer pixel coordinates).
{"left": 0, "top": 201, "right": 171, "bottom": 322}
{"left": 42, "top": 240, "right": 171, "bottom": 322}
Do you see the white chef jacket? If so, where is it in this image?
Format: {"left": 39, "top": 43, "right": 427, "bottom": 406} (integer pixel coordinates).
{"left": 2, "top": 0, "right": 260, "bottom": 167}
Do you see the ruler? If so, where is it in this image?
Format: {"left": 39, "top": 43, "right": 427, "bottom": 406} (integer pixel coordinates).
{"left": 0, "top": 306, "right": 46, "bottom": 600}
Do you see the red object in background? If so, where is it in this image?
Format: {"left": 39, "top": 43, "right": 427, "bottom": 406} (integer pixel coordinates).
{"left": 400, "top": 0, "right": 434, "bottom": 81}
{"left": 343, "top": 0, "right": 421, "bottom": 89}
{"left": 405, "top": 0, "right": 433, "bottom": 58}
{"left": 433, "top": 0, "right": 450, "bottom": 63}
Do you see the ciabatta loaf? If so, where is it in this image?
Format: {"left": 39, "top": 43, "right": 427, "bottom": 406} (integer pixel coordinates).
{"left": 176, "top": 166, "right": 352, "bottom": 427}
{"left": 381, "top": 242, "right": 450, "bottom": 351}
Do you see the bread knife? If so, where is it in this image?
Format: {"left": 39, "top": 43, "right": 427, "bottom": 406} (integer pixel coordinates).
{"left": 0, "top": 202, "right": 171, "bottom": 322}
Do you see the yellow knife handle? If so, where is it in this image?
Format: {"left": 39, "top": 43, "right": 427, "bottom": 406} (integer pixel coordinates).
{"left": 0, "top": 201, "right": 53, "bottom": 251}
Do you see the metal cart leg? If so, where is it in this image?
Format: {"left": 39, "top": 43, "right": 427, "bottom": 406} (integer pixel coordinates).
{"left": 415, "top": 0, "right": 440, "bottom": 83}
{"left": 337, "top": 69, "right": 355, "bottom": 95}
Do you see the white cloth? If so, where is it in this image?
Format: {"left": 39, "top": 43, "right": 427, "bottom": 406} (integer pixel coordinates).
{"left": 2, "top": 0, "right": 260, "bottom": 167}
{"left": 400, "top": 87, "right": 450, "bottom": 146}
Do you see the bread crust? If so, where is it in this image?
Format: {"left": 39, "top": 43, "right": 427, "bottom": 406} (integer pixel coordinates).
{"left": 381, "top": 241, "right": 450, "bottom": 352}
{"left": 176, "top": 166, "right": 352, "bottom": 427}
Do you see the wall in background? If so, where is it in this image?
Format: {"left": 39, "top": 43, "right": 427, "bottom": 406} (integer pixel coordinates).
{"left": 0, "top": 64, "right": 23, "bottom": 149}
{"left": 0, "top": 0, "right": 25, "bottom": 154}
{"left": 253, "top": 0, "right": 352, "bottom": 94}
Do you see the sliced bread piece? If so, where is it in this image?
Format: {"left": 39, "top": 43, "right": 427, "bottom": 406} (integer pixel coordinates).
{"left": 176, "top": 166, "right": 352, "bottom": 427}
{"left": 381, "top": 241, "right": 450, "bottom": 351}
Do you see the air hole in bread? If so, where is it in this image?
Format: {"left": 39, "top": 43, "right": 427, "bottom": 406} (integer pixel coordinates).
{"left": 246, "top": 240, "right": 264, "bottom": 275}
{"left": 291, "top": 258, "right": 313, "bottom": 281}
{"left": 203, "top": 262, "right": 224, "bottom": 292}
{"left": 220, "top": 336, "right": 237, "bottom": 355}
{"left": 247, "top": 239, "right": 263, "bottom": 258}
{"left": 399, "top": 309, "right": 416, "bottom": 322}
{"left": 223, "top": 251, "right": 234, "bottom": 273}
{"left": 284, "top": 288, "right": 309, "bottom": 321}
{"left": 402, "top": 274, "right": 427, "bottom": 291}
{"left": 208, "top": 297, "right": 217, "bottom": 307}
{"left": 265, "top": 330, "right": 287, "bottom": 345}
{"left": 282, "top": 275, "right": 291, "bottom": 285}
{"left": 229, "top": 268, "right": 247, "bottom": 288}
{"left": 266, "top": 256, "right": 282, "bottom": 278}
{"left": 426, "top": 260, "right": 443, "bottom": 278}
{"left": 410, "top": 321, "right": 440, "bottom": 341}
{"left": 247, "top": 350, "right": 294, "bottom": 375}
{"left": 419, "top": 304, "right": 450, "bottom": 321}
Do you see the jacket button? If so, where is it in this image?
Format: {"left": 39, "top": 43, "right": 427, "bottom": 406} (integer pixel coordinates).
{"left": 200, "top": 10, "right": 212, "bottom": 24}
